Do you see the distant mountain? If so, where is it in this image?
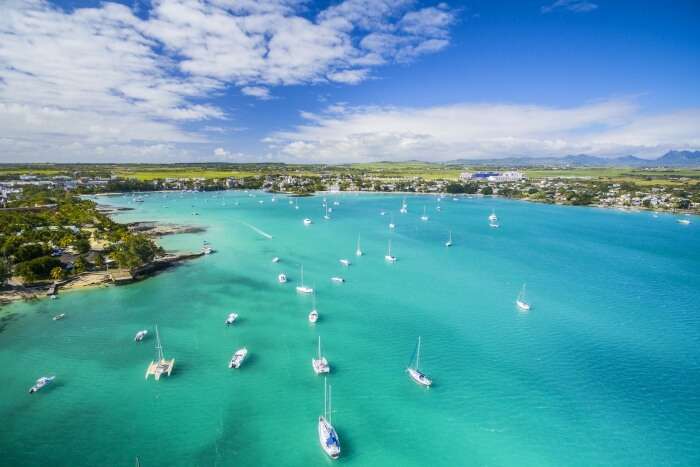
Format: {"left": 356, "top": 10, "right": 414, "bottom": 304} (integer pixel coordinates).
{"left": 449, "top": 150, "right": 700, "bottom": 167}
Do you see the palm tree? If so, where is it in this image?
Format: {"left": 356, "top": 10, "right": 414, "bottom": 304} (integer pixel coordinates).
{"left": 50, "top": 266, "right": 64, "bottom": 281}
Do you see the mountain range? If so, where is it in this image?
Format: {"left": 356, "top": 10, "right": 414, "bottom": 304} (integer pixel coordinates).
{"left": 449, "top": 150, "right": 700, "bottom": 167}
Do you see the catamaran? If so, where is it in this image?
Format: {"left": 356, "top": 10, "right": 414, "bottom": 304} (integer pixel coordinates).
{"left": 318, "top": 378, "right": 341, "bottom": 459}
{"left": 29, "top": 376, "right": 55, "bottom": 394}
{"left": 445, "top": 230, "right": 453, "bottom": 247}
{"left": 420, "top": 205, "right": 429, "bottom": 221}
{"left": 355, "top": 234, "right": 363, "bottom": 256}
{"left": 229, "top": 348, "right": 248, "bottom": 369}
{"left": 312, "top": 336, "right": 330, "bottom": 374}
{"left": 296, "top": 265, "right": 314, "bottom": 294}
{"left": 407, "top": 336, "right": 432, "bottom": 387}
{"left": 516, "top": 284, "right": 531, "bottom": 311}
{"left": 339, "top": 259, "right": 350, "bottom": 267}
{"left": 225, "top": 313, "right": 238, "bottom": 325}
{"left": 278, "top": 273, "right": 288, "bottom": 284}
{"left": 145, "top": 325, "right": 175, "bottom": 380}
{"left": 309, "top": 292, "right": 319, "bottom": 323}
{"left": 134, "top": 330, "right": 148, "bottom": 342}
{"left": 384, "top": 239, "right": 397, "bottom": 263}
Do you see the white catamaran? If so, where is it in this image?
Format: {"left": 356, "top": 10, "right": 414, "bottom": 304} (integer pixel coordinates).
{"left": 318, "top": 378, "right": 341, "bottom": 459}
{"left": 407, "top": 336, "right": 432, "bottom": 387}
{"left": 516, "top": 284, "right": 531, "bottom": 311}
{"left": 312, "top": 336, "right": 330, "bottom": 374}
{"left": 145, "top": 325, "right": 175, "bottom": 380}
{"left": 296, "top": 265, "right": 314, "bottom": 294}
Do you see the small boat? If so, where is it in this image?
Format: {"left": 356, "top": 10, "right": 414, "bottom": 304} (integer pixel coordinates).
{"left": 29, "top": 376, "right": 55, "bottom": 394}
{"left": 289, "top": 200, "right": 294, "bottom": 205}
{"left": 295, "top": 200, "right": 300, "bottom": 210}
{"left": 52, "top": 313, "right": 65, "bottom": 321}
{"left": 330, "top": 276, "right": 345, "bottom": 283}
{"left": 318, "top": 378, "right": 341, "bottom": 459}
{"left": 339, "top": 259, "right": 350, "bottom": 267}
{"left": 278, "top": 273, "right": 288, "bottom": 284}
{"left": 202, "top": 246, "right": 213, "bottom": 255}
{"left": 333, "top": 200, "right": 340, "bottom": 206}
{"left": 303, "top": 218, "right": 313, "bottom": 226}
{"left": 489, "top": 220, "right": 500, "bottom": 228}
{"left": 389, "top": 213, "right": 395, "bottom": 230}
{"left": 134, "top": 330, "right": 148, "bottom": 342}
{"left": 355, "top": 234, "right": 363, "bottom": 256}
{"left": 272, "top": 257, "right": 280, "bottom": 263}
{"left": 312, "top": 336, "right": 330, "bottom": 374}
{"left": 323, "top": 205, "right": 331, "bottom": 220}
{"left": 445, "top": 230, "right": 453, "bottom": 247}
{"left": 225, "top": 313, "right": 239, "bottom": 325}
{"left": 400, "top": 197, "right": 408, "bottom": 214}
{"left": 296, "top": 265, "right": 314, "bottom": 294}
{"left": 677, "top": 219, "right": 691, "bottom": 225}
{"left": 380, "top": 210, "right": 386, "bottom": 216}
{"left": 309, "top": 292, "right": 319, "bottom": 323}
{"left": 407, "top": 336, "right": 432, "bottom": 387}
{"left": 50, "top": 295, "right": 58, "bottom": 300}
{"left": 384, "top": 239, "right": 397, "bottom": 263}
{"left": 229, "top": 348, "right": 248, "bottom": 369}
{"left": 516, "top": 284, "right": 531, "bottom": 311}
{"left": 134, "top": 197, "right": 144, "bottom": 203}
{"left": 420, "top": 206, "right": 429, "bottom": 221}
{"left": 488, "top": 209, "right": 498, "bottom": 222}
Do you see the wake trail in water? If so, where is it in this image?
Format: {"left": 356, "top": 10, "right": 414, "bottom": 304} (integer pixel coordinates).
{"left": 241, "top": 221, "right": 273, "bottom": 239}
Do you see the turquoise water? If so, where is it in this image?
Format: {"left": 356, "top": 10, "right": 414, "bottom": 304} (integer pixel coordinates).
{"left": 1, "top": 191, "right": 699, "bottom": 467}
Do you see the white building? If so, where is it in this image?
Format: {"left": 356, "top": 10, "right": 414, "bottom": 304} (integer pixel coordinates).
{"left": 487, "top": 171, "right": 525, "bottom": 183}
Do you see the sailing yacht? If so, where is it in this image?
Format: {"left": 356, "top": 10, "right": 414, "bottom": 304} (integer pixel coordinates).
{"left": 384, "top": 239, "right": 397, "bottom": 263}
{"left": 355, "top": 234, "right": 363, "bottom": 256}
{"left": 295, "top": 199, "right": 300, "bottom": 210}
{"left": 134, "top": 330, "right": 148, "bottom": 342}
{"left": 389, "top": 213, "right": 395, "bottom": 230}
{"left": 420, "top": 206, "right": 429, "bottom": 221}
{"left": 318, "top": 378, "right": 341, "bottom": 459}
{"left": 324, "top": 205, "right": 331, "bottom": 220}
{"left": 309, "top": 292, "right": 319, "bottom": 323}
{"left": 516, "top": 284, "right": 531, "bottom": 311}
{"left": 225, "top": 313, "right": 238, "bottom": 325}
{"left": 400, "top": 197, "right": 408, "bottom": 214}
{"left": 145, "top": 325, "right": 175, "bottom": 380}
{"left": 407, "top": 336, "right": 432, "bottom": 387}
{"left": 488, "top": 209, "right": 498, "bottom": 222}
{"left": 29, "top": 376, "right": 55, "bottom": 394}
{"left": 312, "top": 336, "right": 330, "bottom": 374}
{"left": 445, "top": 230, "right": 453, "bottom": 247}
{"left": 296, "top": 265, "right": 314, "bottom": 294}
{"left": 229, "top": 348, "right": 248, "bottom": 369}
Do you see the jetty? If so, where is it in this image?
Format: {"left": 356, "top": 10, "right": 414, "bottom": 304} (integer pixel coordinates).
{"left": 145, "top": 326, "right": 175, "bottom": 380}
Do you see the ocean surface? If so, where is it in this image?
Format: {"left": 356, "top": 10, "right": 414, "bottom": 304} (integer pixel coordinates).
{"left": 1, "top": 191, "right": 699, "bottom": 467}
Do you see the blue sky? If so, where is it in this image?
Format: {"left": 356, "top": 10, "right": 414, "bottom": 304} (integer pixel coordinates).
{"left": 0, "top": 0, "right": 698, "bottom": 162}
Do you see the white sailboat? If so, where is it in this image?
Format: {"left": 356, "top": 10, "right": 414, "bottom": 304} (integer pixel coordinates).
{"left": 229, "top": 348, "right": 248, "bottom": 369}
{"left": 407, "top": 336, "right": 432, "bottom": 387}
{"left": 389, "top": 213, "right": 395, "bottom": 230}
{"left": 420, "top": 205, "right": 429, "bottom": 221}
{"left": 309, "top": 292, "right": 319, "bottom": 323}
{"left": 445, "top": 230, "right": 453, "bottom": 247}
{"left": 318, "top": 377, "right": 340, "bottom": 459}
{"left": 355, "top": 234, "right": 363, "bottom": 256}
{"left": 516, "top": 284, "right": 531, "bottom": 311}
{"left": 296, "top": 265, "right": 314, "bottom": 294}
{"left": 488, "top": 209, "right": 498, "bottom": 222}
{"left": 145, "top": 325, "right": 175, "bottom": 380}
{"left": 384, "top": 239, "right": 397, "bottom": 263}
{"left": 324, "top": 204, "right": 331, "bottom": 220}
{"left": 312, "top": 336, "right": 330, "bottom": 374}
{"left": 29, "top": 376, "right": 55, "bottom": 394}
{"left": 295, "top": 199, "right": 300, "bottom": 210}
{"left": 400, "top": 197, "right": 408, "bottom": 214}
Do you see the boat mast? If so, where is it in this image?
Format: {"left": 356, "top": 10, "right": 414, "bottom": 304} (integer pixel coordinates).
{"left": 301, "top": 265, "right": 304, "bottom": 287}
{"left": 155, "top": 325, "right": 164, "bottom": 362}
{"left": 416, "top": 336, "right": 421, "bottom": 371}
{"left": 388, "top": 239, "right": 392, "bottom": 256}
{"left": 328, "top": 384, "right": 333, "bottom": 425}
{"left": 324, "top": 377, "right": 328, "bottom": 418}
{"left": 318, "top": 336, "right": 322, "bottom": 359}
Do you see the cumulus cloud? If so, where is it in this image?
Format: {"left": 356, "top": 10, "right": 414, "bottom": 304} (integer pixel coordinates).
{"left": 266, "top": 100, "right": 700, "bottom": 162}
{"left": 542, "top": 0, "right": 598, "bottom": 14}
{"left": 0, "top": 0, "right": 456, "bottom": 161}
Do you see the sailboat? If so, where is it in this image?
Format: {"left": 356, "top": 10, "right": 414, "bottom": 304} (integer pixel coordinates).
{"left": 312, "top": 336, "right": 330, "bottom": 374}
{"left": 355, "top": 234, "right": 363, "bottom": 256}
{"left": 420, "top": 206, "right": 429, "bottom": 221}
{"left": 318, "top": 378, "right": 341, "bottom": 459}
{"left": 296, "top": 265, "right": 314, "bottom": 294}
{"left": 488, "top": 209, "right": 498, "bottom": 222}
{"left": 309, "top": 292, "right": 319, "bottom": 323}
{"left": 384, "top": 239, "right": 397, "bottom": 263}
{"left": 407, "top": 336, "right": 432, "bottom": 387}
{"left": 400, "top": 197, "right": 408, "bottom": 214}
{"left": 389, "top": 213, "right": 395, "bottom": 230}
{"left": 324, "top": 204, "right": 331, "bottom": 220}
{"left": 145, "top": 325, "right": 175, "bottom": 380}
{"left": 516, "top": 284, "right": 531, "bottom": 311}
{"left": 445, "top": 230, "right": 453, "bottom": 247}
{"left": 295, "top": 199, "right": 300, "bottom": 210}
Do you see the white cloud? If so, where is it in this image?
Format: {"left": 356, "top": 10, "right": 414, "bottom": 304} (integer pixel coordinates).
{"left": 0, "top": 0, "right": 456, "bottom": 161}
{"left": 267, "top": 100, "right": 700, "bottom": 162}
{"left": 542, "top": 0, "right": 598, "bottom": 14}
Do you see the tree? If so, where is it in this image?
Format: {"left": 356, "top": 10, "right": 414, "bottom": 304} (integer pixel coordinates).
{"left": 94, "top": 253, "right": 105, "bottom": 269}
{"left": 0, "top": 258, "right": 10, "bottom": 286}
{"left": 481, "top": 186, "right": 494, "bottom": 195}
{"left": 50, "top": 266, "right": 64, "bottom": 281}
{"left": 15, "top": 256, "right": 62, "bottom": 282}
{"left": 112, "top": 234, "right": 163, "bottom": 270}
{"left": 74, "top": 237, "right": 91, "bottom": 254}
{"left": 73, "top": 256, "right": 88, "bottom": 274}
{"left": 14, "top": 243, "right": 50, "bottom": 263}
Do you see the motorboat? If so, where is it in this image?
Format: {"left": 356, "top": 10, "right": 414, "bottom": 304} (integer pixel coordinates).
{"left": 134, "top": 330, "right": 148, "bottom": 342}
{"left": 339, "top": 259, "right": 350, "bottom": 267}
{"left": 52, "top": 313, "right": 65, "bottom": 321}
{"left": 272, "top": 257, "right": 280, "bottom": 263}
{"left": 278, "top": 273, "right": 288, "bottom": 284}
{"left": 29, "top": 376, "right": 55, "bottom": 394}
{"left": 229, "top": 348, "right": 248, "bottom": 369}
{"left": 225, "top": 313, "right": 239, "bottom": 325}
{"left": 330, "top": 276, "right": 345, "bottom": 283}
{"left": 303, "top": 218, "right": 313, "bottom": 226}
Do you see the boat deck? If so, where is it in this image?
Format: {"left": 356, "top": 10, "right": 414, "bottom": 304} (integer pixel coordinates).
{"left": 145, "top": 359, "right": 175, "bottom": 380}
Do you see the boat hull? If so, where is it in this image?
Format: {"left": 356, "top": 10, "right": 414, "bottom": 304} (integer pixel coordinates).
{"left": 318, "top": 417, "right": 340, "bottom": 459}
{"left": 407, "top": 368, "right": 432, "bottom": 387}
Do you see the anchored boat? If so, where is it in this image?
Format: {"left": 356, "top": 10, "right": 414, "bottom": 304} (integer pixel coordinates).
{"left": 229, "top": 348, "right": 248, "bottom": 369}
{"left": 134, "top": 330, "right": 148, "bottom": 342}
{"left": 318, "top": 378, "right": 341, "bottom": 459}
{"left": 225, "top": 313, "right": 238, "bottom": 325}
{"left": 516, "top": 284, "right": 531, "bottom": 311}
{"left": 145, "top": 325, "right": 175, "bottom": 380}
{"left": 407, "top": 336, "right": 432, "bottom": 387}
{"left": 312, "top": 336, "right": 330, "bottom": 374}
{"left": 29, "top": 376, "right": 55, "bottom": 394}
{"left": 296, "top": 265, "right": 314, "bottom": 294}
